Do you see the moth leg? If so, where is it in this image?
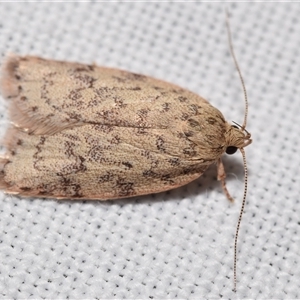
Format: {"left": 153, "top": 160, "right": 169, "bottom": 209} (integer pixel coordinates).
{"left": 217, "top": 158, "right": 234, "bottom": 202}
{"left": 0, "top": 157, "right": 9, "bottom": 190}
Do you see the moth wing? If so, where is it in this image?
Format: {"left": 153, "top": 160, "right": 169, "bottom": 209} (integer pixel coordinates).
{"left": 0, "top": 55, "right": 209, "bottom": 134}
{"left": 0, "top": 55, "right": 228, "bottom": 199}
{"left": 0, "top": 125, "right": 211, "bottom": 199}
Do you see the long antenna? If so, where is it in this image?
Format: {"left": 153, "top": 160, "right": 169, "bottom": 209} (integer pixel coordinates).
{"left": 234, "top": 148, "right": 248, "bottom": 292}
{"left": 226, "top": 10, "right": 248, "bottom": 130}
{"left": 226, "top": 10, "right": 250, "bottom": 292}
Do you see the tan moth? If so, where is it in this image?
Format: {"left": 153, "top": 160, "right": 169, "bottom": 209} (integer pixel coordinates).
{"left": 0, "top": 13, "right": 251, "bottom": 291}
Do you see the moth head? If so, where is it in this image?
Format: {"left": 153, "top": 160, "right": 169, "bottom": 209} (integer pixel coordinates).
{"left": 225, "top": 122, "right": 252, "bottom": 155}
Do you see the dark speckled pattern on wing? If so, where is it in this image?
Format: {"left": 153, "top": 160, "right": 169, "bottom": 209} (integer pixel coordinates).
{"left": 0, "top": 55, "right": 231, "bottom": 199}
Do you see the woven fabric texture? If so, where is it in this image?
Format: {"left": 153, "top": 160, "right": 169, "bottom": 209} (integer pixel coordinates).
{"left": 0, "top": 2, "right": 299, "bottom": 299}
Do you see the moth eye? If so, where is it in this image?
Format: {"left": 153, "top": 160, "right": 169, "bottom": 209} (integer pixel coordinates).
{"left": 232, "top": 125, "right": 239, "bottom": 129}
{"left": 226, "top": 146, "right": 238, "bottom": 155}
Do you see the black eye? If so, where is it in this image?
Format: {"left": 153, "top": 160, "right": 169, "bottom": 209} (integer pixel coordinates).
{"left": 232, "top": 125, "right": 239, "bottom": 129}
{"left": 226, "top": 146, "right": 237, "bottom": 155}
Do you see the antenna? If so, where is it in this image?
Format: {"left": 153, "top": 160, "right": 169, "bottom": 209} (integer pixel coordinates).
{"left": 226, "top": 10, "right": 248, "bottom": 130}
{"left": 225, "top": 10, "right": 250, "bottom": 292}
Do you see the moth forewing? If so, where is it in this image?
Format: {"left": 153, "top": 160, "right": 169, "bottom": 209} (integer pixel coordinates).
{"left": 0, "top": 55, "right": 233, "bottom": 200}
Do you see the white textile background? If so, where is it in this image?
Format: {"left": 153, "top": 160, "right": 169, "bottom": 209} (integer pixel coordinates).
{"left": 0, "top": 2, "right": 299, "bottom": 299}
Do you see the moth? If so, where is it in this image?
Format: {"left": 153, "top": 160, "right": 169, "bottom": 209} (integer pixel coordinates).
{"left": 0, "top": 55, "right": 251, "bottom": 200}
{"left": 0, "top": 14, "right": 251, "bottom": 291}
